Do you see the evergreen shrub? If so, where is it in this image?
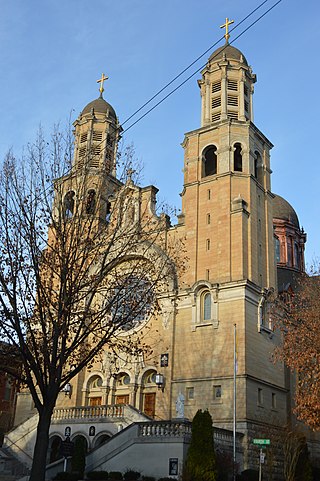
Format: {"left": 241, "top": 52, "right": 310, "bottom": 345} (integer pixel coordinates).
{"left": 86, "top": 471, "right": 109, "bottom": 480}
{"left": 184, "top": 409, "right": 217, "bottom": 481}
{"left": 123, "top": 470, "right": 140, "bottom": 480}
{"left": 108, "top": 472, "right": 123, "bottom": 480}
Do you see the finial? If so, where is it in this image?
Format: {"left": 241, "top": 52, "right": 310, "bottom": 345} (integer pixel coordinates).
{"left": 126, "top": 167, "right": 135, "bottom": 180}
{"left": 97, "top": 73, "right": 109, "bottom": 97}
{"left": 220, "top": 17, "right": 234, "bottom": 43}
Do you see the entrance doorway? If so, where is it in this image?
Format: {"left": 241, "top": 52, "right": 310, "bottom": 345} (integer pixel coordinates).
{"left": 143, "top": 392, "right": 156, "bottom": 418}
{"left": 115, "top": 394, "right": 129, "bottom": 405}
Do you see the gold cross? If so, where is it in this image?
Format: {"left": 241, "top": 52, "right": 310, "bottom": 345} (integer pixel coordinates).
{"left": 220, "top": 17, "right": 234, "bottom": 42}
{"left": 97, "top": 73, "right": 109, "bottom": 95}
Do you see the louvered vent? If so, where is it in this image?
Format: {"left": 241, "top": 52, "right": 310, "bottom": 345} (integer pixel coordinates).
{"left": 244, "top": 100, "right": 249, "bottom": 113}
{"left": 92, "top": 131, "right": 103, "bottom": 142}
{"left": 244, "top": 84, "right": 249, "bottom": 96}
{"left": 79, "top": 146, "right": 86, "bottom": 158}
{"left": 80, "top": 132, "right": 87, "bottom": 143}
{"left": 212, "top": 97, "right": 221, "bottom": 109}
{"left": 89, "top": 158, "right": 99, "bottom": 168}
{"left": 227, "top": 80, "right": 238, "bottom": 91}
{"left": 227, "top": 111, "right": 238, "bottom": 120}
{"left": 92, "top": 146, "right": 101, "bottom": 156}
{"left": 212, "top": 113, "right": 221, "bottom": 122}
{"left": 212, "top": 81, "right": 221, "bottom": 93}
{"left": 227, "top": 95, "right": 238, "bottom": 107}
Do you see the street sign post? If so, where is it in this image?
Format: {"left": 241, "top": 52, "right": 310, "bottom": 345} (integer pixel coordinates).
{"left": 253, "top": 439, "right": 270, "bottom": 445}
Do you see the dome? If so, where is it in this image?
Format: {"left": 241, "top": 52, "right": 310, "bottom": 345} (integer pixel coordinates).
{"left": 273, "top": 194, "right": 300, "bottom": 228}
{"left": 209, "top": 43, "right": 248, "bottom": 66}
{"left": 81, "top": 96, "right": 116, "bottom": 119}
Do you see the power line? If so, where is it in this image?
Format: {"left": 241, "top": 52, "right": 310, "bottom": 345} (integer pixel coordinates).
{"left": 22, "top": 0, "right": 283, "bottom": 204}
{"left": 122, "top": 0, "right": 283, "bottom": 135}
{"left": 121, "top": 0, "right": 272, "bottom": 127}
{"left": 82, "top": 0, "right": 282, "bottom": 161}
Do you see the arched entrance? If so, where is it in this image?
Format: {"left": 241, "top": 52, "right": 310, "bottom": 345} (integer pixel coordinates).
{"left": 86, "top": 375, "right": 103, "bottom": 406}
{"left": 141, "top": 370, "right": 157, "bottom": 418}
{"left": 48, "top": 435, "right": 63, "bottom": 463}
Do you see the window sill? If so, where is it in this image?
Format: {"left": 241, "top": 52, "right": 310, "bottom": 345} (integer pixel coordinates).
{"left": 192, "top": 319, "right": 219, "bottom": 331}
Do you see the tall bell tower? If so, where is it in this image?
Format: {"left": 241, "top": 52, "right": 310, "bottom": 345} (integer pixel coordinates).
{"left": 180, "top": 27, "right": 276, "bottom": 289}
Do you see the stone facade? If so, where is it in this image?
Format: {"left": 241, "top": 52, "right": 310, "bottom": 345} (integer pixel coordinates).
{"left": 12, "top": 40, "right": 319, "bottom": 475}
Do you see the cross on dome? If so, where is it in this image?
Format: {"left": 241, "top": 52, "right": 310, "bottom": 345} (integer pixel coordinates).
{"left": 220, "top": 17, "right": 234, "bottom": 43}
{"left": 97, "top": 73, "right": 109, "bottom": 96}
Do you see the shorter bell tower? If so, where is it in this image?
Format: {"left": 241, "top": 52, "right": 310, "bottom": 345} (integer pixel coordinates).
{"left": 54, "top": 74, "right": 122, "bottom": 226}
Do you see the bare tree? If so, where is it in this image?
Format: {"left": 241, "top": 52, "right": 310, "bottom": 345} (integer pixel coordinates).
{"left": 273, "top": 266, "right": 320, "bottom": 431}
{"left": 0, "top": 127, "right": 183, "bottom": 481}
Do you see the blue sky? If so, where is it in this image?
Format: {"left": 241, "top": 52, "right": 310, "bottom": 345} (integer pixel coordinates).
{"left": 0, "top": 0, "right": 319, "bottom": 264}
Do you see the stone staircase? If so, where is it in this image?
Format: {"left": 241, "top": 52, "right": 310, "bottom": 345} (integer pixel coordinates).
{"left": 0, "top": 446, "right": 30, "bottom": 481}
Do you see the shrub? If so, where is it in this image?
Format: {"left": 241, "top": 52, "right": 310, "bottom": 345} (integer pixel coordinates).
{"left": 108, "top": 472, "right": 123, "bottom": 480}
{"left": 123, "top": 470, "right": 140, "bottom": 481}
{"left": 71, "top": 437, "right": 86, "bottom": 478}
{"left": 54, "top": 473, "right": 80, "bottom": 481}
{"left": 238, "top": 469, "right": 259, "bottom": 481}
{"left": 86, "top": 471, "right": 109, "bottom": 480}
{"left": 185, "top": 409, "right": 217, "bottom": 481}
{"left": 141, "top": 477, "right": 155, "bottom": 481}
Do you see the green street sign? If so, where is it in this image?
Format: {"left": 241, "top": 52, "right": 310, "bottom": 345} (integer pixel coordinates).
{"left": 253, "top": 439, "right": 270, "bottom": 445}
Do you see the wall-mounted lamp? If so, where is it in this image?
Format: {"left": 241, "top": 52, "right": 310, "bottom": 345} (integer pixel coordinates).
{"left": 155, "top": 373, "right": 165, "bottom": 391}
{"left": 62, "top": 383, "right": 72, "bottom": 398}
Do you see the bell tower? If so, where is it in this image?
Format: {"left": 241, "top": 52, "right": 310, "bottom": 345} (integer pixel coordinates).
{"left": 180, "top": 32, "right": 276, "bottom": 289}
{"left": 55, "top": 74, "right": 122, "bottom": 225}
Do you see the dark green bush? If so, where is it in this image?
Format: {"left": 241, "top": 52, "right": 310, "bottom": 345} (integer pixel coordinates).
{"left": 185, "top": 409, "right": 217, "bottom": 481}
{"left": 86, "top": 471, "right": 109, "bottom": 480}
{"left": 123, "top": 470, "right": 140, "bottom": 481}
{"left": 238, "top": 469, "right": 259, "bottom": 481}
{"left": 108, "top": 472, "right": 123, "bottom": 480}
{"left": 71, "top": 437, "right": 86, "bottom": 479}
{"left": 54, "top": 472, "right": 80, "bottom": 481}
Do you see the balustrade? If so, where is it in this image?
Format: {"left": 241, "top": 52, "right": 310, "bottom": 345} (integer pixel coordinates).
{"left": 138, "top": 421, "right": 191, "bottom": 438}
{"left": 52, "top": 404, "right": 124, "bottom": 421}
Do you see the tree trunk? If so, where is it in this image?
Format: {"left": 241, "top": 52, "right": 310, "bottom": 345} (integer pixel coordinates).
{"left": 29, "top": 405, "right": 55, "bottom": 481}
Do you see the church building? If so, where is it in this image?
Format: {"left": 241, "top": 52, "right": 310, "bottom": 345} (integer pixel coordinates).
{"left": 6, "top": 23, "right": 317, "bottom": 479}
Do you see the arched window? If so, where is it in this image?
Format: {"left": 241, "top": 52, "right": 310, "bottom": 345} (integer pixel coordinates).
{"left": 254, "top": 151, "right": 263, "bottom": 184}
{"left": 63, "top": 191, "right": 75, "bottom": 218}
{"left": 202, "top": 292, "right": 211, "bottom": 321}
{"left": 86, "top": 189, "right": 96, "bottom": 214}
{"left": 275, "top": 238, "right": 281, "bottom": 263}
{"left": 294, "top": 243, "right": 300, "bottom": 268}
{"left": 106, "top": 201, "right": 111, "bottom": 222}
{"left": 234, "top": 143, "right": 242, "bottom": 172}
{"left": 94, "top": 434, "right": 111, "bottom": 449}
{"left": 202, "top": 146, "right": 217, "bottom": 177}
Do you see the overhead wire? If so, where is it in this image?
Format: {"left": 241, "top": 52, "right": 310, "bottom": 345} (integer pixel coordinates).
{"left": 122, "top": 0, "right": 283, "bottom": 134}
{"left": 121, "top": 0, "right": 272, "bottom": 127}
{"left": 23, "top": 0, "right": 283, "bottom": 203}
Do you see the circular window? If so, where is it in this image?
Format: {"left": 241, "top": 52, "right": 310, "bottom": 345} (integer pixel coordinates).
{"left": 110, "top": 275, "right": 154, "bottom": 331}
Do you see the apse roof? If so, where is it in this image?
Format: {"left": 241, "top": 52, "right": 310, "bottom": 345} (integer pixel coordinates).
{"left": 273, "top": 194, "right": 300, "bottom": 228}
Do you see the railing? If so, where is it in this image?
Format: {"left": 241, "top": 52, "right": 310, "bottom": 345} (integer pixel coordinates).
{"left": 52, "top": 404, "right": 125, "bottom": 421}
{"left": 137, "top": 420, "right": 192, "bottom": 438}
